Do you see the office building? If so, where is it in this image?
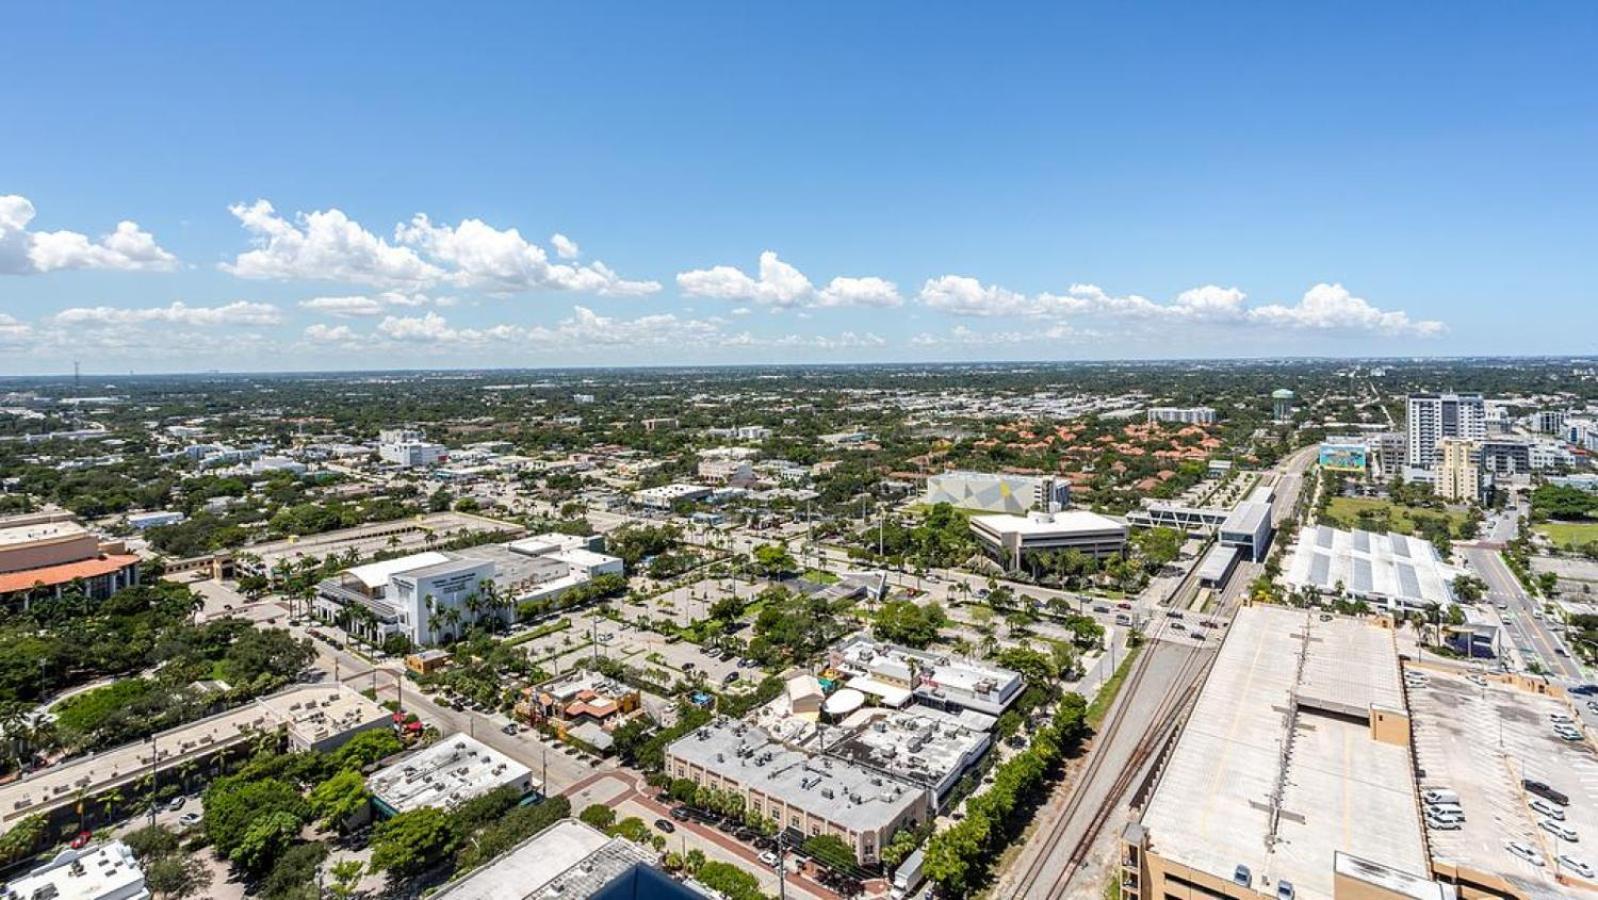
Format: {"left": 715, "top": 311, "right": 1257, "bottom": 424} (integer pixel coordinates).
{"left": 378, "top": 428, "right": 448, "bottom": 468}
{"left": 697, "top": 457, "right": 754, "bottom": 485}
{"left": 368, "top": 734, "right": 539, "bottom": 817}
{"left": 1406, "top": 393, "right": 1486, "bottom": 469}
{"left": 1532, "top": 409, "right": 1567, "bottom": 435}
{"left": 125, "top": 510, "right": 184, "bottom": 530}
{"left": 2, "top": 841, "right": 149, "bottom": 900}
{"left": 1145, "top": 406, "right": 1217, "bottom": 425}
{"left": 630, "top": 483, "right": 712, "bottom": 509}
{"left": 430, "top": 819, "right": 704, "bottom": 900}
{"left": 923, "top": 470, "right": 1070, "bottom": 515}
{"left": 0, "top": 513, "right": 139, "bottom": 606}
{"left": 970, "top": 510, "right": 1127, "bottom": 572}
{"left": 821, "top": 706, "right": 991, "bottom": 805}
{"left": 1122, "top": 606, "right": 1443, "bottom": 900}
{"left": 1434, "top": 437, "right": 1482, "bottom": 503}
{"left": 1282, "top": 525, "right": 1466, "bottom": 613}
{"left": 665, "top": 719, "right": 930, "bottom": 864}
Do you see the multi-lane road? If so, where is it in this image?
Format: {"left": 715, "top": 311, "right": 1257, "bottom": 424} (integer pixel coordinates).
{"left": 1463, "top": 543, "right": 1582, "bottom": 680}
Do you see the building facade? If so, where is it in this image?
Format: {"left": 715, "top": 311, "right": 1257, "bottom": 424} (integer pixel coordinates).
{"left": 1435, "top": 437, "right": 1482, "bottom": 503}
{"left": 924, "top": 471, "right": 1070, "bottom": 515}
{"left": 971, "top": 510, "right": 1127, "bottom": 572}
{"left": 1406, "top": 393, "right": 1486, "bottom": 469}
{"left": 1145, "top": 406, "right": 1217, "bottom": 425}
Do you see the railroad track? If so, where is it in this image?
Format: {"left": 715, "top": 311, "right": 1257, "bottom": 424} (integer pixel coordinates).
{"left": 1009, "top": 567, "right": 1240, "bottom": 899}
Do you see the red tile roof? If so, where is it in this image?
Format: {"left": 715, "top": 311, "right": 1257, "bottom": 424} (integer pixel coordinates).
{"left": 0, "top": 554, "right": 139, "bottom": 593}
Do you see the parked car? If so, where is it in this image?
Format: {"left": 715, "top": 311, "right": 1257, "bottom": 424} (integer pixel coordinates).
{"left": 670, "top": 806, "right": 691, "bottom": 820}
{"left": 1531, "top": 798, "right": 1565, "bottom": 820}
{"left": 70, "top": 831, "right": 92, "bottom": 850}
{"left": 1560, "top": 856, "right": 1595, "bottom": 879}
{"left": 1426, "top": 817, "right": 1461, "bottom": 831}
{"left": 178, "top": 812, "right": 203, "bottom": 828}
{"left": 1423, "top": 789, "right": 1459, "bottom": 806}
{"left": 723, "top": 672, "right": 740, "bottom": 684}
{"left": 1233, "top": 864, "right": 1252, "bottom": 887}
{"left": 1540, "top": 819, "right": 1579, "bottom": 843}
{"left": 501, "top": 722, "right": 519, "bottom": 735}
{"left": 1507, "top": 841, "right": 1546, "bottom": 866}
{"left": 1092, "top": 605, "right": 1110, "bottom": 613}
{"left": 759, "top": 850, "right": 779, "bottom": 867}
{"left": 166, "top": 796, "right": 186, "bottom": 811}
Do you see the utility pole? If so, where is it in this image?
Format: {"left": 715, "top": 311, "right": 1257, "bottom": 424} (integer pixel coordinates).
{"left": 776, "top": 831, "right": 788, "bottom": 900}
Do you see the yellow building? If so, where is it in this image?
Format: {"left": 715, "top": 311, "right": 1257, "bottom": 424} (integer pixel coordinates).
{"left": 1435, "top": 437, "right": 1481, "bottom": 503}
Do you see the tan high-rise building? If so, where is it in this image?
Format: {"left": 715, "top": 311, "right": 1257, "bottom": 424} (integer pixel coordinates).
{"left": 1435, "top": 437, "right": 1481, "bottom": 503}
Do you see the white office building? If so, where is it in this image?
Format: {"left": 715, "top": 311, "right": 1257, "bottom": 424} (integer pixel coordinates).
{"left": 378, "top": 428, "right": 448, "bottom": 468}
{"left": 924, "top": 470, "right": 1070, "bottom": 515}
{"left": 315, "top": 551, "right": 496, "bottom": 646}
{"left": 971, "top": 510, "right": 1127, "bottom": 572}
{"left": 1405, "top": 393, "right": 1486, "bottom": 469}
{"left": 368, "top": 734, "right": 538, "bottom": 817}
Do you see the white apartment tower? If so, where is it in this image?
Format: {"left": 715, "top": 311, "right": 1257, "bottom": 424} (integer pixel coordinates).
{"left": 1406, "top": 393, "right": 1486, "bottom": 470}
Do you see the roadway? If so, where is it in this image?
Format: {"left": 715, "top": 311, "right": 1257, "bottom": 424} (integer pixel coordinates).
{"left": 1461, "top": 545, "right": 1581, "bottom": 680}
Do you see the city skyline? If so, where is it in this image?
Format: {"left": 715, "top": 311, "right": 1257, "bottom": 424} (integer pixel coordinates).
{"left": 4, "top": 3, "right": 1597, "bottom": 373}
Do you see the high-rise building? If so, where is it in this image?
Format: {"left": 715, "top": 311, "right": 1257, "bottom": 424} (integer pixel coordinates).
{"left": 1435, "top": 437, "right": 1482, "bottom": 502}
{"left": 1405, "top": 393, "right": 1486, "bottom": 469}
{"left": 1145, "top": 406, "right": 1216, "bottom": 425}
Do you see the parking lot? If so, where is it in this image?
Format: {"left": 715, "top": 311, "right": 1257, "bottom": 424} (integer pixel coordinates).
{"left": 1408, "top": 666, "right": 1598, "bottom": 894}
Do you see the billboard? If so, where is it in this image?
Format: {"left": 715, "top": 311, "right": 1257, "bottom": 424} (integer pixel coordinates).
{"left": 1319, "top": 442, "right": 1369, "bottom": 472}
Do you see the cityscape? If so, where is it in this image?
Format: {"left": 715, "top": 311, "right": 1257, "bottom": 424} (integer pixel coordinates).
{"left": 4, "top": 5, "right": 1598, "bottom": 900}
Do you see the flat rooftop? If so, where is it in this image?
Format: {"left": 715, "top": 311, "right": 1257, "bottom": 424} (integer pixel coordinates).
{"left": 3, "top": 841, "right": 146, "bottom": 900}
{"left": 970, "top": 509, "right": 1126, "bottom": 537}
{"left": 1220, "top": 499, "right": 1271, "bottom": 536}
{"left": 346, "top": 551, "right": 452, "bottom": 590}
{"left": 368, "top": 734, "right": 536, "bottom": 815}
{"left": 1284, "top": 525, "right": 1462, "bottom": 610}
{"left": 822, "top": 707, "right": 989, "bottom": 793}
{"left": 431, "top": 819, "right": 691, "bottom": 900}
{"left": 0, "top": 519, "right": 89, "bottom": 551}
{"left": 1408, "top": 667, "right": 1598, "bottom": 898}
{"left": 668, "top": 719, "right": 922, "bottom": 833}
{"left": 1139, "top": 605, "right": 1428, "bottom": 900}
{"left": 0, "top": 684, "right": 385, "bottom": 829}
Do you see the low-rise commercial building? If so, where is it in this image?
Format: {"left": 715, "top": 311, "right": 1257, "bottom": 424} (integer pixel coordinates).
{"left": 2, "top": 841, "right": 150, "bottom": 900}
{"left": 0, "top": 684, "right": 387, "bottom": 832}
{"left": 1146, "top": 406, "right": 1217, "bottom": 425}
{"left": 829, "top": 636, "right": 1024, "bottom": 717}
{"left": 368, "top": 734, "right": 539, "bottom": 817}
{"left": 923, "top": 470, "right": 1070, "bottom": 515}
{"left": 971, "top": 509, "right": 1127, "bottom": 572}
{"left": 1123, "top": 606, "right": 1442, "bottom": 900}
{"left": 821, "top": 706, "right": 991, "bottom": 806}
{"left": 430, "top": 819, "right": 703, "bottom": 900}
{"left": 0, "top": 513, "right": 139, "bottom": 606}
{"left": 666, "top": 719, "right": 930, "bottom": 864}
{"left": 630, "top": 483, "right": 712, "bottom": 509}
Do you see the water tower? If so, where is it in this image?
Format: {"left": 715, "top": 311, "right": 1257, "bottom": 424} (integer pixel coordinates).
{"left": 1271, "top": 388, "right": 1295, "bottom": 422}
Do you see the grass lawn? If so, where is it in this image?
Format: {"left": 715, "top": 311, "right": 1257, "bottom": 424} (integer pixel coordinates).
{"left": 1321, "top": 496, "right": 1470, "bottom": 537}
{"left": 803, "top": 568, "right": 840, "bottom": 585}
{"left": 1537, "top": 521, "right": 1598, "bottom": 550}
{"left": 1087, "top": 643, "right": 1143, "bottom": 729}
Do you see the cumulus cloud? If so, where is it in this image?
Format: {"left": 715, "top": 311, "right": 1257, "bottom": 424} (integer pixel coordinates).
{"left": 677, "top": 251, "right": 902, "bottom": 308}
{"left": 1246, "top": 283, "right": 1445, "bottom": 336}
{"left": 372, "top": 306, "right": 721, "bottom": 349}
{"left": 396, "top": 215, "right": 659, "bottom": 296}
{"left": 918, "top": 276, "right": 1441, "bottom": 337}
{"left": 0, "top": 195, "right": 177, "bottom": 275}
{"left": 299, "top": 292, "right": 431, "bottom": 318}
{"left": 550, "top": 233, "right": 580, "bottom": 259}
{"left": 53, "top": 301, "right": 283, "bottom": 327}
{"left": 910, "top": 323, "right": 1087, "bottom": 346}
{"left": 303, "top": 323, "right": 357, "bottom": 344}
{"left": 223, "top": 200, "right": 655, "bottom": 296}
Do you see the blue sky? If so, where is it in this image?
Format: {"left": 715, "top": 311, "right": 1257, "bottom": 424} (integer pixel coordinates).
{"left": 2, "top": 3, "right": 1595, "bottom": 373}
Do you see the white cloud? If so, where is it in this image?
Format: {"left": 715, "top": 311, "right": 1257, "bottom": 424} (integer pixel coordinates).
{"left": 550, "top": 233, "right": 580, "bottom": 259}
{"left": 223, "top": 200, "right": 441, "bottom": 287}
{"left": 0, "top": 194, "right": 177, "bottom": 275}
{"left": 53, "top": 301, "right": 283, "bottom": 327}
{"left": 372, "top": 306, "right": 721, "bottom": 350}
{"left": 729, "top": 307, "right": 752, "bottom": 317}
{"left": 722, "top": 330, "right": 888, "bottom": 350}
{"left": 394, "top": 215, "right": 659, "bottom": 295}
{"left": 0, "top": 313, "right": 33, "bottom": 347}
{"left": 916, "top": 275, "right": 1036, "bottom": 317}
{"left": 303, "top": 323, "right": 357, "bottom": 344}
{"left": 677, "top": 251, "right": 902, "bottom": 308}
{"left": 1245, "top": 283, "right": 1445, "bottom": 336}
{"left": 910, "top": 323, "right": 1087, "bottom": 346}
{"left": 299, "top": 291, "right": 431, "bottom": 318}
{"left": 919, "top": 276, "right": 1442, "bottom": 337}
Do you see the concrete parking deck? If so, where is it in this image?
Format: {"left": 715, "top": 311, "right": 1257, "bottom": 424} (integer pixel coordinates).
{"left": 1408, "top": 667, "right": 1598, "bottom": 898}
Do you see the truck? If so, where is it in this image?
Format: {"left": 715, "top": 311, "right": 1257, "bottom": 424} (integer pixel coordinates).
{"left": 891, "top": 848, "right": 926, "bottom": 899}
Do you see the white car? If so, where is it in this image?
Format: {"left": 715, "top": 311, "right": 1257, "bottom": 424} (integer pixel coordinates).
{"left": 1541, "top": 819, "right": 1579, "bottom": 843}
{"left": 1507, "top": 841, "right": 1545, "bottom": 866}
{"left": 177, "top": 812, "right": 203, "bottom": 828}
{"left": 1427, "top": 817, "right": 1462, "bottom": 832}
{"left": 1559, "top": 856, "right": 1595, "bottom": 879}
{"left": 1531, "top": 798, "right": 1566, "bottom": 821}
{"left": 758, "top": 851, "right": 778, "bottom": 867}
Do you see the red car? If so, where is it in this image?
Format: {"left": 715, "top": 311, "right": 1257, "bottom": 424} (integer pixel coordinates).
{"left": 1117, "top": 602, "right": 1132, "bottom": 610}
{"left": 70, "top": 830, "right": 92, "bottom": 849}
